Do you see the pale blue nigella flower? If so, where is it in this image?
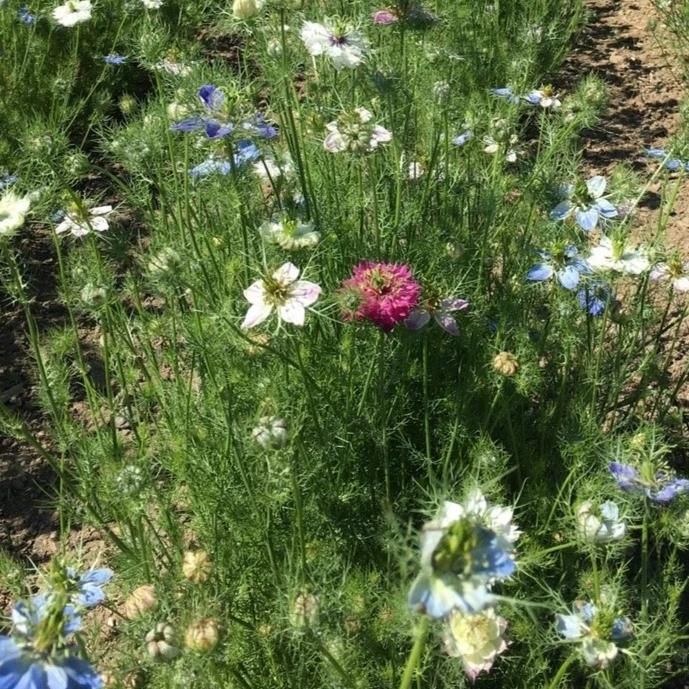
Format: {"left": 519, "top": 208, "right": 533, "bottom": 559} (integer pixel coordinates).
{"left": 198, "top": 84, "right": 224, "bottom": 111}
{"left": 18, "top": 5, "right": 35, "bottom": 23}
{"left": 550, "top": 175, "right": 618, "bottom": 232}
{"left": 66, "top": 568, "right": 113, "bottom": 607}
{"left": 189, "top": 141, "right": 260, "bottom": 179}
{"left": 526, "top": 245, "right": 590, "bottom": 290}
{"left": 490, "top": 87, "right": 520, "bottom": 103}
{"left": 103, "top": 54, "right": 126, "bottom": 65}
{"left": 609, "top": 462, "right": 689, "bottom": 504}
{"left": 13, "top": 595, "right": 81, "bottom": 636}
{"left": 452, "top": 130, "right": 473, "bottom": 146}
{"left": 645, "top": 147, "right": 684, "bottom": 171}
{"left": 0, "top": 173, "right": 17, "bottom": 190}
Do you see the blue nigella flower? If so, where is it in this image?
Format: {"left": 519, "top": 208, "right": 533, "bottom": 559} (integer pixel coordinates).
{"left": 576, "top": 280, "right": 613, "bottom": 316}
{"left": 0, "top": 636, "right": 102, "bottom": 689}
{"left": 66, "top": 568, "right": 113, "bottom": 608}
{"left": 198, "top": 84, "right": 224, "bottom": 112}
{"left": 103, "top": 54, "right": 127, "bottom": 65}
{"left": 523, "top": 87, "right": 561, "bottom": 109}
{"left": 189, "top": 141, "right": 260, "bottom": 179}
{"left": 452, "top": 130, "right": 473, "bottom": 146}
{"left": 18, "top": 5, "right": 35, "bottom": 24}
{"left": 526, "top": 245, "right": 591, "bottom": 290}
{"left": 644, "top": 147, "right": 685, "bottom": 171}
{"left": 609, "top": 461, "right": 689, "bottom": 504}
{"left": 13, "top": 595, "right": 81, "bottom": 636}
{"left": 0, "top": 173, "right": 18, "bottom": 190}
{"left": 242, "top": 113, "right": 279, "bottom": 140}
{"left": 550, "top": 175, "right": 618, "bottom": 232}
{"left": 490, "top": 87, "right": 520, "bottom": 103}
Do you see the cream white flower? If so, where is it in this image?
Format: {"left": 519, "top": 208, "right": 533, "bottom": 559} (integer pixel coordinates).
{"left": 650, "top": 260, "right": 689, "bottom": 292}
{"left": 260, "top": 217, "right": 320, "bottom": 250}
{"left": 444, "top": 609, "right": 508, "bottom": 680}
{"left": 588, "top": 236, "right": 649, "bottom": 275}
{"left": 141, "top": 0, "right": 163, "bottom": 8}
{"left": 241, "top": 262, "right": 321, "bottom": 329}
{"left": 232, "top": 0, "right": 264, "bottom": 19}
{"left": 55, "top": 204, "right": 112, "bottom": 238}
{"left": 324, "top": 108, "right": 392, "bottom": 154}
{"left": 52, "top": 0, "right": 92, "bottom": 26}
{"left": 252, "top": 416, "right": 288, "bottom": 449}
{"left": 300, "top": 20, "right": 368, "bottom": 70}
{"left": 576, "top": 500, "right": 625, "bottom": 544}
{"left": 156, "top": 59, "right": 191, "bottom": 76}
{"left": 0, "top": 190, "right": 30, "bottom": 238}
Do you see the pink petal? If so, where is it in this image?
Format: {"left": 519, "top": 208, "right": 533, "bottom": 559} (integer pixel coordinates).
{"left": 242, "top": 303, "right": 272, "bottom": 329}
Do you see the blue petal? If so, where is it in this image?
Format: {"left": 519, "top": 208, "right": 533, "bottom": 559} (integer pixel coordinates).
{"left": 491, "top": 87, "right": 513, "bottom": 98}
{"left": 452, "top": 130, "right": 473, "bottom": 146}
{"left": 575, "top": 206, "right": 599, "bottom": 232}
{"left": 80, "top": 568, "right": 113, "bottom": 586}
{"left": 555, "top": 614, "right": 584, "bottom": 640}
{"left": 526, "top": 263, "right": 554, "bottom": 282}
{"left": 204, "top": 120, "right": 234, "bottom": 139}
{"left": 44, "top": 664, "right": 68, "bottom": 689}
{"left": 586, "top": 175, "right": 607, "bottom": 199}
{"left": 550, "top": 201, "right": 572, "bottom": 221}
{"left": 666, "top": 159, "right": 682, "bottom": 171}
{"left": 62, "top": 657, "right": 103, "bottom": 689}
{"left": 198, "top": 84, "right": 224, "bottom": 111}
{"left": 557, "top": 265, "right": 580, "bottom": 290}
{"left": 170, "top": 117, "right": 205, "bottom": 133}
{"left": 594, "top": 198, "right": 618, "bottom": 219}
{"left": 645, "top": 147, "right": 667, "bottom": 159}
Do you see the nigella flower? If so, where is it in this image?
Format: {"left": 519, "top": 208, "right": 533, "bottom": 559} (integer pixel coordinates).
{"left": 241, "top": 262, "right": 321, "bottom": 329}
{"left": 556, "top": 600, "right": 632, "bottom": 669}
{"left": 645, "top": 147, "right": 685, "bottom": 171}
{"left": 0, "top": 637, "right": 102, "bottom": 689}
{"left": 198, "top": 84, "right": 224, "bottom": 111}
{"left": 103, "top": 54, "right": 126, "bottom": 65}
{"left": 324, "top": 107, "right": 392, "bottom": 154}
{"left": 242, "top": 113, "right": 279, "bottom": 140}
{"left": 13, "top": 595, "right": 81, "bottom": 636}
{"left": 405, "top": 296, "right": 469, "bottom": 336}
{"left": 0, "top": 189, "right": 31, "bottom": 238}
{"left": 490, "top": 87, "right": 520, "bottom": 104}
{"left": 55, "top": 204, "right": 112, "bottom": 238}
{"left": 550, "top": 175, "right": 618, "bottom": 232}
{"left": 576, "top": 280, "right": 613, "bottom": 317}
{"left": 259, "top": 216, "right": 320, "bottom": 250}
{"left": 524, "top": 86, "right": 561, "bottom": 109}
{"left": 170, "top": 84, "right": 234, "bottom": 139}
{"left": 650, "top": 257, "right": 689, "bottom": 292}
{"left": 65, "top": 568, "right": 113, "bottom": 607}
{"left": 587, "top": 236, "right": 649, "bottom": 275}
{"left": 443, "top": 609, "right": 509, "bottom": 681}
{"left": 575, "top": 500, "right": 626, "bottom": 544}
{"left": 452, "top": 130, "right": 473, "bottom": 146}
{"left": 52, "top": 0, "right": 92, "bottom": 27}
{"left": 609, "top": 461, "right": 689, "bottom": 504}
{"left": 189, "top": 142, "right": 260, "bottom": 179}
{"left": 408, "top": 491, "right": 518, "bottom": 619}
{"left": 526, "top": 245, "right": 591, "bottom": 290}
{"left": 18, "top": 5, "right": 35, "bottom": 24}
{"left": 300, "top": 19, "right": 369, "bottom": 70}
{"left": 340, "top": 261, "right": 421, "bottom": 332}
{"left": 372, "top": 8, "right": 398, "bottom": 25}
{"left": 0, "top": 173, "right": 18, "bottom": 190}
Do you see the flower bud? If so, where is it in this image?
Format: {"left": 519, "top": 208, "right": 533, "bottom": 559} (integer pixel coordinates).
{"left": 290, "top": 592, "right": 320, "bottom": 628}
{"left": 145, "top": 623, "right": 180, "bottom": 661}
{"left": 182, "top": 550, "right": 212, "bottom": 583}
{"left": 492, "top": 351, "right": 519, "bottom": 377}
{"left": 124, "top": 584, "right": 157, "bottom": 619}
{"left": 232, "top": 0, "right": 264, "bottom": 19}
{"left": 184, "top": 618, "right": 220, "bottom": 652}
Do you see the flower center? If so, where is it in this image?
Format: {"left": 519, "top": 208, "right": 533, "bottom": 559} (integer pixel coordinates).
{"left": 431, "top": 518, "right": 478, "bottom": 576}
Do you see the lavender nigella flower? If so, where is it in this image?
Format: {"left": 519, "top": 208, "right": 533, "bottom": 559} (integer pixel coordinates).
{"left": 609, "top": 462, "right": 689, "bottom": 504}
{"left": 524, "top": 86, "right": 561, "bottom": 109}
{"left": 189, "top": 141, "right": 260, "bottom": 179}
{"left": 405, "top": 296, "right": 470, "bottom": 336}
{"left": 550, "top": 175, "right": 618, "bottom": 232}
{"left": 526, "top": 244, "right": 590, "bottom": 290}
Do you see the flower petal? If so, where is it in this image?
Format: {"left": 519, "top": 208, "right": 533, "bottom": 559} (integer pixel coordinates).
{"left": 526, "top": 263, "right": 554, "bottom": 282}
{"left": 557, "top": 265, "right": 581, "bottom": 290}
{"left": 242, "top": 303, "right": 272, "bottom": 329}
{"left": 291, "top": 280, "right": 321, "bottom": 307}
{"left": 278, "top": 300, "right": 306, "bottom": 326}
{"left": 272, "top": 262, "right": 300, "bottom": 285}
{"left": 404, "top": 309, "right": 431, "bottom": 331}
{"left": 594, "top": 198, "right": 618, "bottom": 219}
{"left": 586, "top": 175, "right": 607, "bottom": 199}
{"left": 575, "top": 206, "right": 599, "bottom": 232}
{"left": 549, "top": 201, "right": 572, "bottom": 221}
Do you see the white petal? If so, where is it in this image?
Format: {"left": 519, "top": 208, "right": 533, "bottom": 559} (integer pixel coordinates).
{"left": 291, "top": 280, "right": 321, "bottom": 307}
{"left": 272, "top": 262, "right": 300, "bottom": 285}
{"left": 674, "top": 277, "right": 689, "bottom": 292}
{"left": 243, "top": 280, "right": 267, "bottom": 304}
{"left": 89, "top": 217, "right": 109, "bottom": 233}
{"left": 586, "top": 175, "right": 607, "bottom": 199}
{"left": 90, "top": 205, "right": 113, "bottom": 216}
{"left": 242, "top": 303, "right": 272, "bottom": 329}
{"left": 278, "top": 299, "right": 306, "bottom": 326}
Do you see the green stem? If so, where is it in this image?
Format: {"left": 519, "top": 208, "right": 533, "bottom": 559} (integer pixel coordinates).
{"left": 546, "top": 653, "right": 576, "bottom": 689}
{"left": 399, "top": 617, "right": 429, "bottom": 689}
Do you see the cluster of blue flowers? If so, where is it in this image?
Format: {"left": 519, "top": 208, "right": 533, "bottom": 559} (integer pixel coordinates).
{"left": 0, "top": 567, "right": 112, "bottom": 689}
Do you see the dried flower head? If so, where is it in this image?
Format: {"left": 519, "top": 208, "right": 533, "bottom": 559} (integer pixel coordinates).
{"left": 492, "top": 352, "right": 519, "bottom": 377}
{"left": 124, "top": 584, "right": 158, "bottom": 619}
{"left": 145, "top": 623, "right": 180, "bottom": 661}
{"left": 184, "top": 618, "right": 220, "bottom": 652}
{"left": 182, "top": 550, "right": 212, "bottom": 583}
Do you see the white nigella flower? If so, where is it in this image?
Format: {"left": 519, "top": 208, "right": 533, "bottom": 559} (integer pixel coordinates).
{"left": 252, "top": 154, "right": 294, "bottom": 182}
{"left": 0, "top": 190, "right": 31, "bottom": 238}
{"left": 400, "top": 155, "right": 425, "bottom": 181}
{"left": 55, "top": 204, "right": 113, "bottom": 238}
{"left": 52, "top": 0, "right": 92, "bottom": 26}
{"left": 650, "top": 259, "right": 689, "bottom": 292}
{"left": 575, "top": 500, "right": 626, "bottom": 544}
{"left": 300, "top": 19, "right": 369, "bottom": 70}
{"left": 587, "top": 236, "right": 649, "bottom": 275}
{"left": 443, "top": 609, "right": 509, "bottom": 681}
{"left": 141, "top": 0, "right": 163, "bottom": 8}
{"left": 232, "top": 0, "right": 264, "bottom": 19}
{"left": 324, "top": 107, "right": 392, "bottom": 154}
{"left": 524, "top": 87, "right": 561, "bottom": 109}
{"left": 483, "top": 134, "right": 519, "bottom": 162}
{"left": 252, "top": 416, "right": 288, "bottom": 449}
{"left": 241, "top": 262, "right": 321, "bottom": 329}
{"left": 259, "top": 217, "right": 320, "bottom": 250}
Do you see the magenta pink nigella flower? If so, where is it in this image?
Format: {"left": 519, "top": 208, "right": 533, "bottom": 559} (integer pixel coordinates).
{"left": 341, "top": 261, "right": 421, "bottom": 332}
{"left": 372, "top": 8, "right": 399, "bottom": 25}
